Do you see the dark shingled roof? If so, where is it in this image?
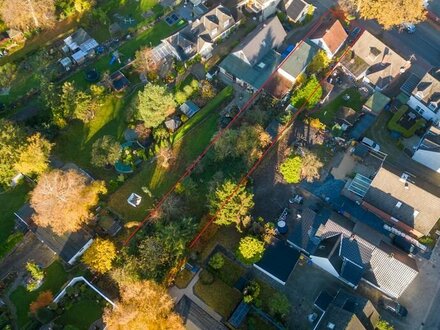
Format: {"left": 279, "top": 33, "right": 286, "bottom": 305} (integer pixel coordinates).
{"left": 284, "top": 0, "right": 309, "bottom": 22}
{"left": 254, "top": 240, "right": 300, "bottom": 284}
{"left": 15, "top": 204, "right": 93, "bottom": 264}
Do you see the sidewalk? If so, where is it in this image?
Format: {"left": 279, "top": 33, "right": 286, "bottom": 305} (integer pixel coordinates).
{"left": 169, "top": 269, "right": 223, "bottom": 322}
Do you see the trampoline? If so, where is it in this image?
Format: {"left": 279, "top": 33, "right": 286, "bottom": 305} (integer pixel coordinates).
{"left": 85, "top": 69, "right": 100, "bottom": 82}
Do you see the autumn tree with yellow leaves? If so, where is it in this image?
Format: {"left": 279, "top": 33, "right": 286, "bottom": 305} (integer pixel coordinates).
{"left": 82, "top": 238, "right": 116, "bottom": 274}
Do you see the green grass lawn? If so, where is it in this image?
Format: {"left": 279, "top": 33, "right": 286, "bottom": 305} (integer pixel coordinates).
{"left": 215, "top": 254, "right": 246, "bottom": 287}
{"left": 55, "top": 299, "right": 104, "bottom": 330}
{"left": 10, "top": 261, "right": 69, "bottom": 328}
{"left": 387, "top": 105, "right": 426, "bottom": 138}
{"left": 194, "top": 273, "right": 242, "bottom": 319}
{"left": 0, "top": 182, "right": 31, "bottom": 259}
{"left": 174, "top": 269, "right": 195, "bottom": 289}
{"left": 54, "top": 94, "right": 131, "bottom": 181}
{"left": 312, "top": 87, "right": 364, "bottom": 126}
{"left": 108, "top": 86, "right": 233, "bottom": 220}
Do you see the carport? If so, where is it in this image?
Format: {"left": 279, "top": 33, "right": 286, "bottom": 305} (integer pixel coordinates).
{"left": 349, "top": 113, "right": 376, "bottom": 140}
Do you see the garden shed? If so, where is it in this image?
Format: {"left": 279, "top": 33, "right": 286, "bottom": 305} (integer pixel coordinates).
{"left": 362, "top": 91, "right": 390, "bottom": 115}
{"left": 165, "top": 117, "right": 182, "bottom": 132}
{"left": 180, "top": 100, "right": 200, "bottom": 118}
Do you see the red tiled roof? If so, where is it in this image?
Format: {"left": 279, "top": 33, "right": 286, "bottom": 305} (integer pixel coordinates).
{"left": 311, "top": 19, "right": 347, "bottom": 54}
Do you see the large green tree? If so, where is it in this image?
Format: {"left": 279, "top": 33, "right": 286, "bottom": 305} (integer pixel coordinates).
{"left": 209, "top": 180, "right": 254, "bottom": 232}
{"left": 291, "top": 75, "right": 322, "bottom": 110}
{"left": 137, "top": 84, "right": 176, "bottom": 128}
{"left": 279, "top": 155, "right": 302, "bottom": 184}
{"left": 0, "top": 119, "right": 25, "bottom": 186}
{"left": 91, "top": 135, "right": 121, "bottom": 167}
{"left": 307, "top": 50, "right": 330, "bottom": 74}
{"left": 137, "top": 236, "right": 170, "bottom": 280}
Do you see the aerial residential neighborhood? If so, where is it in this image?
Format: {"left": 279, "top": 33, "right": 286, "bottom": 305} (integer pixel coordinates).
{"left": 0, "top": 0, "right": 439, "bottom": 329}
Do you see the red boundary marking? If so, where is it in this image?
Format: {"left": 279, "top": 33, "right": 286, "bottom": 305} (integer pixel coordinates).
{"left": 124, "top": 10, "right": 332, "bottom": 245}
{"left": 188, "top": 25, "right": 366, "bottom": 249}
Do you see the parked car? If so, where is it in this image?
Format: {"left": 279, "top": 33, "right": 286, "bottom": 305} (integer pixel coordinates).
{"left": 402, "top": 23, "right": 416, "bottom": 33}
{"left": 361, "top": 137, "right": 380, "bottom": 151}
{"left": 380, "top": 296, "right": 408, "bottom": 317}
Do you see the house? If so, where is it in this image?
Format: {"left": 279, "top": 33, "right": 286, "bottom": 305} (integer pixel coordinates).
{"left": 362, "top": 91, "right": 390, "bottom": 116}
{"left": 287, "top": 210, "right": 418, "bottom": 298}
{"left": 180, "top": 100, "right": 200, "bottom": 118}
{"left": 264, "top": 40, "right": 318, "bottom": 98}
{"left": 246, "top": 0, "right": 282, "bottom": 21}
{"left": 15, "top": 204, "right": 93, "bottom": 265}
{"left": 362, "top": 165, "right": 440, "bottom": 236}
{"left": 339, "top": 30, "right": 409, "bottom": 91}
{"left": 63, "top": 28, "right": 99, "bottom": 64}
{"left": 281, "top": 0, "right": 313, "bottom": 23}
{"left": 309, "top": 19, "right": 348, "bottom": 59}
{"left": 253, "top": 239, "right": 301, "bottom": 285}
{"left": 315, "top": 290, "right": 380, "bottom": 330}
{"left": 165, "top": 117, "right": 182, "bottom": 132}
{"left": 219, "top": 16, "right": 287, "bottom": 91}
{"left": 162, "top": 5, "right": 236, "bottom": 61}
{"left": 412, "top": 125, "right": 440, "bottom": 173}
{"left": 407, "top": 71, "right": 440, "bottom": 123}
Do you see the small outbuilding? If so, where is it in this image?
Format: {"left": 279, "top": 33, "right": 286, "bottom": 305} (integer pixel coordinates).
{"left": 165, "top": 117, "right": 182, "bottom": 132}
{"left": 180, "top": 100, "right": 200, "bottom": 118}
{"left": 363, "top": 91, "right": 390, "bottom": 115}
{"left": 111, "top": 71, "right": 130, "bottom": 91}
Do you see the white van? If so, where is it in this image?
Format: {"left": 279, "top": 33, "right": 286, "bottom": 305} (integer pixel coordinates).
{"left": 361, "top": 137, "right": 380, "bottom": 151}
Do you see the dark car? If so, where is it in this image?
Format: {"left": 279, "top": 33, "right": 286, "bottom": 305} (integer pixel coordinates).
{"left": 380, "top": 296, "right": 408, "bottom": 317}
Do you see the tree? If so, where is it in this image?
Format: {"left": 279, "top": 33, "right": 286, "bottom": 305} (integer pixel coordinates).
{"left": 291, "top": 75, "right": 322, "bottom": 109}
{"left": 137, "top": 236, "right": 170, "bottom": 280}
{"left": 156, "top": 217, "right": 198, "bottom": 259}
{"left": 236, "top": 124, "right": 271, "bottom": 167}
{"left": 279, "top": 155, "right": 302, "bottom": 183}
{"left": 0, "top": 119, "right": 25, "bottom": 187}
{"left": 82, "top": 238, "right": 116, "bottom": 274}
{"left": 74, "top": 85, "right": 105, "bottom": 123}
{"left": 208, "top": 252, "right": 224, "bottom": 270}
{"left": 268, "top": 293, "right": 291, "bottom": 317}
{"left": 30, "top": 169, "right": 106, "bottom": 235}
{"left": 103, "top": 280, "right": 184, "bottom": 330}
{"left": 0, "top": 63, "right": 17, "bottom": 89}
{"left": 134, "top": 47, "right": 159, "bottom": 74}
{"left": 200, "top": 80, "right": 216, "bottom": 99}
{"left": 29, "top": 291, "right": 53, "bottom": 314}
{"left": 91, "top": 135, "right": 121, "bottom": 167}
{"left": 301, "top": 150, "right": 323, "bottom": 182}
{"left": 357, "top": 0, "right": 425, "bottom": 29}
{"left": 137, "top": 84, "right": 176, "bottom": 128}
{"left": 74, "top": 0, "right": 95, "bottom": 13}
{"left": 209, "top": 180, "right": 254, "bottom": 232}
{"left": 157, "top": 146, "right": 175, "bottom": 169}
{"left": 213, "top": 129, "right": 239, "bottom": 161}
{"left": 15, "top": 133, "right": 53, "bottom": 177}
{"left": 26, "top": 261, "right": 45, "bottom": 291}
{"left": 236, "top": 236, "right": 265, "bottom": 264}
{"left": 0, "top": 0, "right": 56, "bottom": 31}
{"left": 307, "top": 50, "right": 330, "bottom": 74}
{"left": 376, "top": 320, "right": 394, "bottom": 330}
{"left": 243, "top": 281, "right": 260, "bottom": 303}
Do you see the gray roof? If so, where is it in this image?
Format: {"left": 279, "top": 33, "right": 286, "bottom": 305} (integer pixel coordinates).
{"left": 220, "top": 49, "right": 282, "bottom": 89}
{"left": 232, "top": 16, "right": 286, "bottom": 66}
{"left": 419, "top": 125, "right": 440, "bottom": 151}
{"left": 412, "top": 72, "right": 440, "bottom": 107}
{"left": 287, "top": 208, "right": 325, "bottom": 253}
{"left": 312, "top": 216, "right": 418, "bottom": 297}
{"left": 180, "top": 100, "right": 200, "bottom": 118}
{"left": 284, "top": 0, "right": 309, "bottom": 21}
{"left": 278, "top": 41, "right": 318, "bottom": 79}
{"left": 15, "top": 204, "right": 92, "bottom": 264}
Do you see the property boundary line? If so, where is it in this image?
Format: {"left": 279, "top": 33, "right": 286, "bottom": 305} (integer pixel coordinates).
{"left": 188, "top": 25, "right": 366, "bottom": 248}
{"left": 123, "top": 10, "right": 332, "bottom": 245}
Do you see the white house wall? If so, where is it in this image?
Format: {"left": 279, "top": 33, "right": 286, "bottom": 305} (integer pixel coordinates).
{"left": 408, "top": 96, "right": 440, "bottom": 123}
{"left": 310, "top": 256, "right": 339, "bottom": 277}
{"left": 412, "top": 149, "right": 440, "bottom": 173}
{"left": 310, "top": 38, "right": 334, "bottom": 59}
{"left": 278, "top": 67, "right": 296, "bottom": 83}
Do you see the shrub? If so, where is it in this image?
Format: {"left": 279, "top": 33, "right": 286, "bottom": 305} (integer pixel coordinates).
{"left": 35, "top": 308, "right": 54, "bottom": 324}
{"left": 279, "top": 155, "right": 302, "bottom": 183}
{"left": 419, "top": 236, "right": 435, "bottom": 248}
{"left": 236, "top": 236, "right": 265, "bottom": 265}
{"left": 183, "top": 85, "right": 194, "bottom": 96}
{"left": 268, "top": 292, "right": 291, "bottom": 317}
{"left": 30, "top": 291, "right": 53, "bottom": 314}
{"left": 208, "top": 252, "right": 225, "bottom": 270}
{"left": 199, "top": 270, "right": 215, "bottom": 285}
{"left": 243, "top": 281, "right": 260, "bottom": 303}
{"left": 175, "top": 91, "right": 187, "bottom": 104}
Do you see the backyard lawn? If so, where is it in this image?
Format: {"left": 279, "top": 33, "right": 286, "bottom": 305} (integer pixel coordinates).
{"left": 387, "top": 105, "right": 426, "bottom": 138}
{"left": 312, "top": 87, "right": 364, "bottom": 125}
{"left": 55, "top": 299, "right": 104, "bottom": 329}
{"left": 108, "top": 86, "right": 234, "bottom": 220}
{"left": 10, "top": 261, "right": 69, "bottom": 328}
{"left": 0, "top": 182, "right": 31, "bottom": 258}
{"left": 194, "top": 271, "right": 242, "bottom": 319}
{"left": 216, "top": 254, "right": 246, "bottom": 287}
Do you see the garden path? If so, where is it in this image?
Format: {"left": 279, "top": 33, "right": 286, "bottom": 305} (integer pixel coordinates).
{"left": 169, "top": 269, "right": 223, "bottom": 322}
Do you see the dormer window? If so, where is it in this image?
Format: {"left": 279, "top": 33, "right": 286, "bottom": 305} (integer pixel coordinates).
{"left": 428, "top": 102, "right": 438, "bottom": 111}
{"left": 415, "top": 91, "right": 424, "bottom": 100}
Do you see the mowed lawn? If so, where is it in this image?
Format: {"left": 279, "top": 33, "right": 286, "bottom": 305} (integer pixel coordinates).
{"left": 54, "top": 94, "right": 131, "bottom": 181}
{"left": 0, "top": 183, "right": 31, "bottom": 258}
{"left": 312, "top": 87, "right": 364, "bottom": 126}
{"left": 10, "top": 261, "right": 69, "bottom": 328}
{"left": 56, "top": 299, "right": 105, "bottom": 329}
{"left": 108, "top": 86, "right": 234, "bottom": 220}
